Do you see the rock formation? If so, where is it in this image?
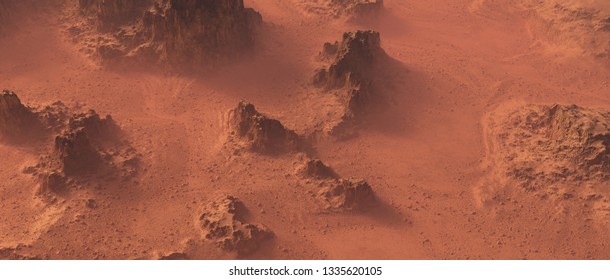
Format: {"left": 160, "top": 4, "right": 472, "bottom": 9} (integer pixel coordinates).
{"left": 332, "top": 0, "right": 384, "bottom": 19}
{"left": 229, "top": 101, "right": 301, "bottom": 154}
{"left": 317, "top": 179, "right": 376, "bottom": 211}
{"left": 37, "top": 101, "right": 71, "bottom": 134}
{"left": 298, "top": 0, "right": 383, "bottom": 20}
{"left": 487, "top": 104, "right": 610, "bottom": 189}
{"left": 54, "top": 128, "right": 102, "bottom": 176}
{"left": 315, "top": 31, "right": 385, "bottom": 88}
{"left": 37, "top": 172, "right": 67, "bottom": 195}
{"left": 314, "top": 31, "right": 388, "bottom": 137}
{"left": 68, "top": 110, "right": 121, "bottom": 143}
{"left": 297, "top": 158, "right": 338, "bottom": 179}
{"left": 75, "top": 0, "right": 262, "bottom": 70}
{"left": 79, "top": 0, "right": 153, "bottom": 31}
{"left": 1, "top": 90, "right": 138, "bottom": 187}
{"left": 198, "top": 195, "right": 273, "bottom": 256}
{"left": 519, "top": 0, "right": 610, "bottom": 59}
{"left": 0, "top": 90, "right": 43, "bottom": 142}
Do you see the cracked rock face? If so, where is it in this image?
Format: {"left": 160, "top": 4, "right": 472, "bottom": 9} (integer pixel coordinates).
{"left": 0, "top": 90, "right": 43, "bottom": 142}
{"left": 76, "top": 0, "right": 262, "bottom": 70}
{"left": 198, "top": 195, "right": 273, "bottom": 256}
{"left": 229, "top": 101, "right": 301, "bottom": 154}
{"left": 318, "top": 179, "right": 376, "bottom": 210}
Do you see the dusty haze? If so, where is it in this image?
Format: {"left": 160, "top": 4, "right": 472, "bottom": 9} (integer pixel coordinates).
{"left": 1, "top": 0, "right": 610, "bottom": 259}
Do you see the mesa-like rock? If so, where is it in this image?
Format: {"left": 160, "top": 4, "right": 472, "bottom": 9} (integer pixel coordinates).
{"left": 314, "top": 30, "right": 388, "bottom": 137}
{"left": 228, "top": 101, "right": 302, "bottom": 155}
{"left": 74, "top": 0, "right": 262, "bottom": 70}
{"left": 315, "top": 31, "right": 386, "bottom": 88}
{"left": 198, "top": 195, "right": 273, "bottom": 256}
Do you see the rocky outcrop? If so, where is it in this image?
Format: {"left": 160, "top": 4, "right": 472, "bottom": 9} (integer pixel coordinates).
{"left": 68, "top": 110, "right": 121, "bottom": 143}
{"left": 139, "top": 0, "right": 262, "bottom": 69}
{"left": 315, "top": 31, "right": 385, "bottom": 88}
{"left": 1, "top": 90, "right": 138, "bottom": 185}
{"left": 79, "top": 0, "right": 153, "bottom": 31}
{"left": 54, "top": 128, "right": 101, "bottom": 176}
{"left": 518, "top": 0, "right": 610, "bottom": 59}
{"left": 297, "top": 158, "right": 338, "bottom": 179}
{"left": 36, "top": 172, "right": 67, "bottom": 195}
{"left": 0, "top": 90, "right": 43, "bottom": 142}
{"left": 487, "top": 104, "right": 610, "bottom": 189}
{"left": 75, "top": 0, "right": 262, "bottom": 70}
{"left": 317, "top": 179, "right": 376, "bottom": 211}
{"left": 229, "top": 101, "right": 301, "bottom": 155}
{"left": 298, "top": 0, "right": 383, "bottom": 20}
{"left": 198, "top": 195, "right": 273, "bottom": 256}
{"left": 332, "top": 0, "right": 384, "bottom": 19}
{"left": 314, "top": 31, "right": 388, "bottom": 137}
{"left": 293, "top": 155, "right": 377, "bottom": 211}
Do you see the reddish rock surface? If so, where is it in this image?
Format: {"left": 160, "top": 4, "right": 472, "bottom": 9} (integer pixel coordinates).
{"left": 199, "top": 195, "right": 273, "bottom": 256}
{"left": 314, "top": 30, "right": 388, "bottom": 136}
{"left": 0, "top": 90, "right": 43, "bottom": 142}
{"left": 229, "top": 101, "right": 301, "bottom": 154}
{"left": 318, "top": 179, "right": 376, "bottom": 211}
{"left": 74, "top": 0, "right": 262, "bottom": 70}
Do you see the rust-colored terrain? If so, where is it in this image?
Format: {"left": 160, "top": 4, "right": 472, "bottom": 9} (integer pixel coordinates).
{"left": 2, "top": 0, "right": 610, "bottom": 260}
